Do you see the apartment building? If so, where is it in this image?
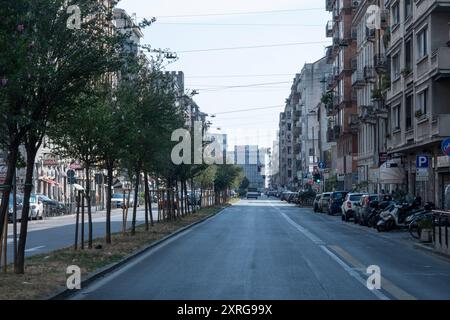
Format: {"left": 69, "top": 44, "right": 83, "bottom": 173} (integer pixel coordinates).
{"left": 384, "top": 0, "right": 450, "bottom": 207}
{"left": 278, "top": 76, "right": 300, "bottom": 189}
{"left": 325, "top": 0, "right": 359, "bottom": 190}
{"left": 351, "top": 0, "right": 391, "bottom": 193}
{"left": 298, "top": 58, "right": 334, "bottom": 186}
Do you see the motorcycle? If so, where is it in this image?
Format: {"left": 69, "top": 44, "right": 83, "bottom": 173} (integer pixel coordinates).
{"left": 367, "top": 201, "right": 395, "bottom": 228}
{"left": 377, "top": 198, "right": 428, "bottom": 232}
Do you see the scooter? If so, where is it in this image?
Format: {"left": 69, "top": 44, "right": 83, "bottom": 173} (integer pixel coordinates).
{"left": 367, "top": 201, "right": 395, "bottom": 228}
{"left": 377, "top": 198, "right": 424, "bottom": 232}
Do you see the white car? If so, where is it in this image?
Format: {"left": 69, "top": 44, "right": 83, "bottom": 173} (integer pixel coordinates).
{"left": 341, "top": 193, "right": 366, "bottom": 222}
{"left": 29, "top": 194, "right": 45, "bottom": 220}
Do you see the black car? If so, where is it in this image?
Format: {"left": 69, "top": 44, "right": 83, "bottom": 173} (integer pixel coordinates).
{"left": 328, "top": 191, "right": 348, "bottom": 215}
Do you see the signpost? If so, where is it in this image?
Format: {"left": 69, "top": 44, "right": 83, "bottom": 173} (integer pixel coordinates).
{"left": 416, "top": 155, "right": 429, "bottom": 182}
{"left": 442, "top": 138, "right": 450, "bottom": 156}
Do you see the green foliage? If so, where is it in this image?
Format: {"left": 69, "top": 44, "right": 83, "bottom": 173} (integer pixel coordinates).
{"left": 239, "top": 177, "right": 251, "bottom": 190}
{"left": 214, "top": 165, "right": 244, "bottom": 192}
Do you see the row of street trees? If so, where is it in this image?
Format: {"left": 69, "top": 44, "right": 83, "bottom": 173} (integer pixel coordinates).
{"left": 0, "top": 0, "right": 243, "bottom": 274}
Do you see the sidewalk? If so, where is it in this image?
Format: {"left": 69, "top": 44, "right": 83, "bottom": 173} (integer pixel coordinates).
{"left": 7, "top": 206, "right": 158, "bottom": 237}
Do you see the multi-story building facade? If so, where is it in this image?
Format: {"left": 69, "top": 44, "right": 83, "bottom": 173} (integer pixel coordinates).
{"left": 325, "top": 0, "right": 359, "bottom": 190}
{"left": 352, "top": 1, "right": 391, "bottom": 193}
{"left": 278, "top": 77, "right": 300, "bottom": 189}
{"left": 234, "top": 145, "right": 265, "bottom": 191}
{"left": 298, "top": 58, "right": 334, "bottom": 187}
{"left": 383, "top": 0, "right": 450, "bottom": 207}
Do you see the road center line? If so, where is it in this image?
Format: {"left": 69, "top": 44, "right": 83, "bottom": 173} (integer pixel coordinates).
{"left": 271, "top": 203, "right": 390, "bottom": 300}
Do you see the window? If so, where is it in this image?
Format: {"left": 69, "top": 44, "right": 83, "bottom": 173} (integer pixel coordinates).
{"left": 405, "top": 39, "right": 412, "bottom": 71}
{"left": 405, "top": 95, "right": 413, "bottom": 130}
{"left": 392, "top": 3, "right": 400, "bottom": 27}
{"left": 416, "top": 90, "right": 428, "bottom": 116}
{"left": 393, "top": 105, "right": 401, "bottom": 130}
{"left": 417, "top": 28, "right": 428, "bottom": 59}
{"left": 392, "top": 53, "right": 401, "bottom": 79}
{"left": 405, "top": 0, "right": 412, "bottom": 19}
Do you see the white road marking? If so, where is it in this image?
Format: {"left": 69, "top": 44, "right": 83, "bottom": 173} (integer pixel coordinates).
{"left": 25, "top": 246, "right": 46, "bottom": 253}
{"left": 271, "top": 202, "right": 390, "bottom": 300}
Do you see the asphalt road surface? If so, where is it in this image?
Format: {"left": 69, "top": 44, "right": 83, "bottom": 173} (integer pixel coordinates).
{"left": 5, "top": 207, "right": 156, "bottom": 263}
{"left": 72, "top": 199, "right": 450, "bottom": 300}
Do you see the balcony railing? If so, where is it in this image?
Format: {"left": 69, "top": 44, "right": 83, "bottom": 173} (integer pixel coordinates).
{"left": 432, "top": 114, "right": 450, "bottom": 137}
{"left": 374, "top": 53, "right": 388, "bottom": 72}
{"left": 351, "top": 71, "right": 365, "bottom": 87}
{"left": 430, "top": 47, "right": 450, "bottom": 79}
{"left": 326, "top": 20, "right": 334, "bottom": 38}
{"left": 364, "top": 66, "right": 376, "bottom": 83}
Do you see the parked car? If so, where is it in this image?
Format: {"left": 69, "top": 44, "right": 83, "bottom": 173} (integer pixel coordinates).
{"left": 313, "top": 194, "right": 322, "bottom": 212}
{"left": 111, "top": 193, "right": 135, "bottom": 208}
{"left": 318, "top": 192, "right": 332, "bottom": 213}
{"left": 187, "top": 191, "right": 201, "bottom": 205}
{"left": 34, "top": 194, "right": 66, "bottom": 216}
{"left": 341, "top": 193, "right": 365, "bottom": 221}
{"left": 246, "top": 191, "right": 260, "bottom": 200}
{"left": 355, "top": 194, "right": 385, "bottom": 225}
{"left": 6, "top": 194, "right": 24, "bottom": 222}
{"left": 29, "top": 194, "right": 45, "bottom": 220}
{"left": 328, "top": 191, "right": 348, "bottom": 215}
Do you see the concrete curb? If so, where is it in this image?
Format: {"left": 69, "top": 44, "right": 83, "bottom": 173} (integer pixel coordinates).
{"left": 46, "top": 206, "right": 229, "bottom": 300}
{"left": 413, "top": 242, "right": 450, "bottom": 261}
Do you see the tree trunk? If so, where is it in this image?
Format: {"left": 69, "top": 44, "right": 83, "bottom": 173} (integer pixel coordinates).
{"left": 15, "top": 149, "right": 35, "bottom": 274}
{"left": 105, "top": 163, "right": 113, "bottom": 244}
{"left": 131, "top": 167, "right": 140, "bottom": 235}
{"left": 0, "top": 146, "right": 19, "bottom": 242}
{"left": 85, "top": 166, "right": 93, "bottom": 249}
{"left": 143, "top": 173, "right": 149, "bottom": 231}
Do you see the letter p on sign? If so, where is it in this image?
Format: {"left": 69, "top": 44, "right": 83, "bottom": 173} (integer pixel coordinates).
{"left": 416, "top": 156, "right": 429, "bottom": 169}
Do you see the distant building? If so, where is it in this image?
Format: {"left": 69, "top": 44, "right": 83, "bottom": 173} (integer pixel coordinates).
{"left": 233, "top": 145, "right": 265, "bottom": 190}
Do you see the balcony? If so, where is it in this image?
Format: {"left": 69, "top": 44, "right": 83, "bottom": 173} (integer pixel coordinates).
{"left": 432, "top": 114, "right": 450, "bottom": 137}
{"left": 430, "top": 47, "right": 450, "bottom": 80}
{"left": 327, "top": 128, "right": 336, "bottom": 142}
{"left": 364, "top": 66, "right": 376, "bottom": 83}
{"left": 366, "top": 27, "right": 375, "bottom": 41}
{"left": 333, "top": 125, "right": 342, "bottom": 138}
{"left": 350, "top": 57, "right": 357, "bottom": 71}
{"left": 325, "top": 0, "right": 333, "bottom": 12}
{"left": 349, "top": 114, "right": 360, "bottom": 133}
{"left": 374, "top": 53, "right": 388, "bottom": 73}
{"left": 351, "top": 71, "right": 365, "bottom": 87}
{"left": 326, "top": 20, "right": 334, "bottom": 37}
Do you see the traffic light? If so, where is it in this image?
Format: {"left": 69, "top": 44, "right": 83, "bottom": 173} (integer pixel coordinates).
{"left": 313, "top": 172, "right": 322, "bottom": 184}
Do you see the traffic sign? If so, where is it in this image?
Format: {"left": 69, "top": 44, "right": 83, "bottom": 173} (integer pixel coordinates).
{"left": 416, "top": 168, "right": 429, "bottom": 182}
{"left": 416, "top": 155, "right": 429, "bottom": 169}
{"left": 318, "top": 162, "right": 327, "bottom": 170}
{"left": 442, "top": 138, "right": 450, "bottom": 156}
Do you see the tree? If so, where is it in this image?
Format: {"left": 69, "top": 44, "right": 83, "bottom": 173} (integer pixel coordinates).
{"left": 240, "top": 177, "right": 250, "bottom": 190}
{"left": 194, "top": 166, "right": 217, "bottom": 207}
{"left": 214, "top": 165, "right": 244, "bottom": 204}
{"left": 118, "top": 56, "right": 186, "bottom": 234}
{"left": 1, "top": 0, "right": 125, "bottom": 274}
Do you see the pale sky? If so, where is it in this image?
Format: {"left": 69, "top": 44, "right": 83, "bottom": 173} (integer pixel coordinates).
{"left": 119, "top": 0, "right": 331, "bottom": 150}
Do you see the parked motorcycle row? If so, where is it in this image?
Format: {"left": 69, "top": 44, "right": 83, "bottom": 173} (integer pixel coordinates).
{"left": 272, "top": 188, "right": 445, "bottom": 239}
{"left": 329, "top": 192, "right": 436, "bottom": 236}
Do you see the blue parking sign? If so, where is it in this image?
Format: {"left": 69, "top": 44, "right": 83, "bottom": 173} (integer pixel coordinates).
{"left": 416, "top": 155, "right": 429, "bottom": 169}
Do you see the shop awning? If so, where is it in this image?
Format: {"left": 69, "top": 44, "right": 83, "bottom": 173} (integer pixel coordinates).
{"left": 379, "top": 161, "right": 405, "bottom": 184}
{"left": 39, "top": 177, "right": 58, "bottom": 185}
